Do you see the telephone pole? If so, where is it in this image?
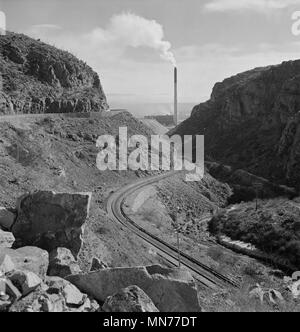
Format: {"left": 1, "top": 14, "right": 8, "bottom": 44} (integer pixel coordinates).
{"left": 176, "top": 217, "right": 181, "bottom": 267}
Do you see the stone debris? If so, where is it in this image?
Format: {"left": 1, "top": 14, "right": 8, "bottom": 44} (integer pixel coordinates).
{"left": 102, "top": 285, "right": 159, "bottom": 312}
{"left": 90, "top": 257, "right": 109, "bottom": 271}
{"left": 7, "top": 276, "right": 98, "bottom": 312}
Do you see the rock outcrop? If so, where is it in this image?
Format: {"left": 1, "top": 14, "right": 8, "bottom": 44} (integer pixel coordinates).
{"left": 67, "top": 265, "right": 201, "bottom": 312}
{"left": 172, "top": 60, "right": 300, "bottom": 189}
{"left": 102, "top": 285, "right": 159, "bottom": 312}
{"left": 0, "top": 32, "right": 109, "bottom": 115}
{"left": 12, "top": 191, "right": 92, "bottom": 258}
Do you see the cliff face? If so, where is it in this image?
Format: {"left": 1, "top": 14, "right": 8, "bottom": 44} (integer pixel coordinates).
{"left": 0, "top": 32, "right": 109, "bottom": 114}
{"left": 173, "top": 60, "right": 300, "bottom": 188}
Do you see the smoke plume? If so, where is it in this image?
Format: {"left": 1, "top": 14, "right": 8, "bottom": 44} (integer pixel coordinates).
{"left": 100, "top": 12, "right": 177, "bottom": 67}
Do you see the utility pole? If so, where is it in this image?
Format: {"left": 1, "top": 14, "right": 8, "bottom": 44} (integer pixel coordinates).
{"left": 176, "top": 215, "right": 181, "bottom": 267}
{"left": 174, "top": 206, "right": 182, "bottom": 268}
{"left": 253, "top": 182, "right": 262, "bottom": 211}
{"left": 255, "top": 188, "right": 258, "bottom": 211}
{"left": 16, "top": 142, "right": 20, "bottom": 163}
{"left": 170, "top": 194, "right": 181, "bottom": 268}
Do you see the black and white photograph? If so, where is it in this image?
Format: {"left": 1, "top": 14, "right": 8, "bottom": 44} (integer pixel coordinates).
{"left": 1, "top": 0, "right": 300, "bottom": 316}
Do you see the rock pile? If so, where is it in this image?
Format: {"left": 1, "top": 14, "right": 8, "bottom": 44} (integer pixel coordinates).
{"left": 0, "top": 190, "right": 201, "bottom": 312}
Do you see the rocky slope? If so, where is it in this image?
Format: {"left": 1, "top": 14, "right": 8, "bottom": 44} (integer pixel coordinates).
{"left": 0, "top": 112, "right": 162, "bottom": 270}
{"left": 172, "top": 60, "right": 300, "bottom": 189}
{"left": 0, "top": 32, "right": 109, "bottom": 114}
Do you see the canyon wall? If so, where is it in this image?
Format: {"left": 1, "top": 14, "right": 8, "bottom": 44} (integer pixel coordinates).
{"left": 172, "top": 60, "right": 300, "bottom": 188}
{"left": 0, "top": 32, "right": 109, "bottom": 114}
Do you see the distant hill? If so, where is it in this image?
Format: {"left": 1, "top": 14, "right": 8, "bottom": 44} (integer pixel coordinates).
{"left": 109, "top": 102, "right": 194, "bottom": 121}
{"left": 171, "top": 60, "right": 300, "bottom": 189}
{"left": 0, "top": 32, "right": 109, "bottom": 114}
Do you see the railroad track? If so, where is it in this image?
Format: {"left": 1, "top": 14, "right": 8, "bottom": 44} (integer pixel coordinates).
{"left": 107, "top": 171, "right": 240, "bottom": 290}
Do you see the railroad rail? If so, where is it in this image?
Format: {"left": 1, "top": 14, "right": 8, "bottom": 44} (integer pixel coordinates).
{"left": 107, "top": 171, "right": 240, "bottom": 290}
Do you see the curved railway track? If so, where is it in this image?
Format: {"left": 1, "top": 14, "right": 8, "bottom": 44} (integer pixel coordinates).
{"left": 107, "top": 171, "right": 239, "bottom": 290}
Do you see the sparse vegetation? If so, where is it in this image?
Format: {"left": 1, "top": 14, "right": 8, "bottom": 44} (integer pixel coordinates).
{"left": 209, "top": 198, "right": 300, "bottom": 269}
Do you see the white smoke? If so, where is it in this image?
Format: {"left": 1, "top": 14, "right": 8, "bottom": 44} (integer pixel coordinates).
{"left": 95, "top": 12, "right": 177, "bottom": 67}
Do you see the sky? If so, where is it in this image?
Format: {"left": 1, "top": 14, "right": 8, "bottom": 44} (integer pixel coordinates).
{"left": 1, "top": 0, "right": 300, "bottom": 106}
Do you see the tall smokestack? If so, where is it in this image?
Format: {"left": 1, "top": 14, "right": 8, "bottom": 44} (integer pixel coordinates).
{"left": 174, "top": 67, "right": 178, "bottom": 126}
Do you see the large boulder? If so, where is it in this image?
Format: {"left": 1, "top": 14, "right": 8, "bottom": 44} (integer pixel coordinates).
{"left": 103, "top": 285, "right": 159, "bottom": 312}
{"left": 0, "top": 247, "right": 49, "bottom": 278}
{"left": 0, "top": 207, "right": 16, "bottom": 231}
{"left": 12, "top": 191, "right": 92, "bottom": 258}
{"left": 48, "top": 247, "right": 81, "bottom": 278}
{"left": 67, "top": 265, "right": 201, "bottom": 312}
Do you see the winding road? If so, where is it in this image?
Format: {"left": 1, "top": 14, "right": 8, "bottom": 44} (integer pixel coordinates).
{"left": 106, "top": 171, "right": 240, "bottom": 290}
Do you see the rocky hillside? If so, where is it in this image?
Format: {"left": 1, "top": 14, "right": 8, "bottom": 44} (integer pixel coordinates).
{"left": 0, "top": 112, "right": 205, "bottom": 312}
{"left": 0, "top": 32, "right": 109, "bottom": 114}
{"left": 172, "top": 60, "right": 300, "bottom": 189}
